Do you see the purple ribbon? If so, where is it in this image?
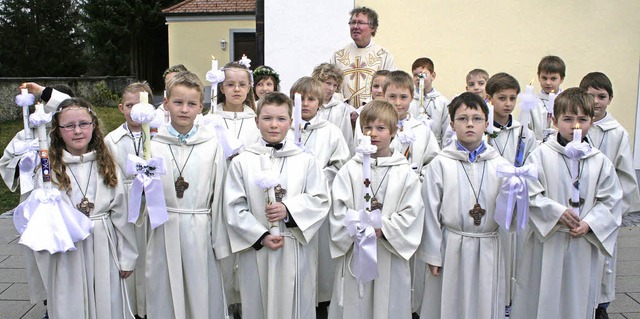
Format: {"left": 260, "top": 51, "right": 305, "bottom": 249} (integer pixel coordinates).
{"left": 494, "top": 164, "right": 538, "bottom": 232}
{"left": 125, "top": 154, "right": 168, "bottom": 229}
{"left": 345, "top": 208, "right": 382, "bottom": 283}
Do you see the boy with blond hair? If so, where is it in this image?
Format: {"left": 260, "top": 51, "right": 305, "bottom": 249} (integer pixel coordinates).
{"left": 147, "top": 71, "right": 231, "bottom": 319}
{"left": 329, "top": 100, "right": 424, "bottom": 319}
{"left": 511, "top": 88, "right": 622, "bottom": 319}
{"left": 287, "top": 77, "right": 351, "bottom": 316}
{"left": 466, "top": 68, "right": 489, "bottom": 99}
{"left": 312, "top": 63, "right": 356, "bottom": 155}
{"left": 104, "top": 81, "right": 154, "bottom": 318}
{"left": 580, "top": 72, "right": 640, "bottom": 318}
{"left": 408, "top": 57, "right": 451, "bottom": 147}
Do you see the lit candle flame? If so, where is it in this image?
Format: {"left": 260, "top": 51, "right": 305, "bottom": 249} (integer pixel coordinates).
{"left": 211, "top": 55, "right": 216, "bottom": 60}
{"left": 575, "top": 123, "right": 580, "bottom": 130}
{"left": 20, "top": 82, "right": 27, "bottom": 89}
{"left": 529, "top": 78, "right": 535, "bottom": 86}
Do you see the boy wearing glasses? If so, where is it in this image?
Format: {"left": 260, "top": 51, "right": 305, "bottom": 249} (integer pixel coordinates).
{"left": 419, "top": 92, "right": 510, "bottom": 319}
{"left": 329, "top": 6, "right": 396, "bottom": 111}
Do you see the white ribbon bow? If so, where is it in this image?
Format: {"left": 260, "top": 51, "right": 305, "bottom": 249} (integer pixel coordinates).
{"left": 13, "top": 188, "right": 93, "bottom": 253}
{"left": 15, "top": 93, "right": 35, "bottom": 107}
{"left": 200, "top": 114, "right": 244, "bottom": 159}
{"left": 396, "top": 128, "right": 416, "bottom": 145}
{"left": 125, "top": 154, "right": 168, "bottom": 229}
{"left": 494, "top": 164, "right": 538, "bottom": 232}
{"left": 14, "top": 139, "right": 40, "bottom": 173}
{"left": 131, "top": 103, "right": 157, "bottom": 124}
{"left": 205, "top": 69, "right": 226, "bottom": 84}
{"left": 345, "top": 208, "right": 382, "bottom": 283}
{"left": 29, "top": 111, "right": 53, "bottom": 127}
{"left": 564, "top": 141, "right": 591, "bottom": 159}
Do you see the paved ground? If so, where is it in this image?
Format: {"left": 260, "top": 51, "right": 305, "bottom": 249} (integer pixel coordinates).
{"left": 0, "top": 212, "right": 639, "bottom": 319}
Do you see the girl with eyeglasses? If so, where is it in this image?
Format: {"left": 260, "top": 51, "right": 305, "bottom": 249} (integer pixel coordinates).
{"left": 39, "top": 97, "right": 137, "bottom": 318}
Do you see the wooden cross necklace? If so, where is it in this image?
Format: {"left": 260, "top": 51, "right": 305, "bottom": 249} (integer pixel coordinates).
{"left": 370, "top": 164, "right": 391, "bottom": 211}
{"left": 269, "top": 151, "right": 288, "bottom": 202}
{"left": 168, "top": 144, "right": 195, "bottom": 198}
{"left": 459, "top": 160, "right": 487, "bottom": 226}
{"left": 68, "top": 162, "right": 94, "bottom": 216}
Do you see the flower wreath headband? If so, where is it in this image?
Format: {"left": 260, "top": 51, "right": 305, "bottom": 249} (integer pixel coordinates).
{"left": 206, "top": 55, "right": 254, "bottom": 86}
{"left": 253, "top": 66, "right": 280, "bottom": 85}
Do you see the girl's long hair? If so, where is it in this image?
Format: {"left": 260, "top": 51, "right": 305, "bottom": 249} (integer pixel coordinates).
{"left": 50, "top": 98, "right": 118, "bottom": 194}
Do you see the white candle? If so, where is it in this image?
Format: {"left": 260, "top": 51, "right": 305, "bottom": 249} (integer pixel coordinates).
{"left": 140, "top": 92, "right": 151, "bottom": 160}
{"left": 571, "top": 124, "right": 581, "bottom": 216}
{"left": 360, "top": 135, "right": 372, "bottom": 211}
{"left": 34, "top": 103, "right": 51, "bottom": 192}
{"left": 294, "top": 93, "right": 302, "bottom": 146}
{"left": 260, "top": 154, "right": 280, "bottom": 236}
{"left": 547, "top": 91, "right": 556, "bottom": 129}
{"left": 487, "top": 103, "right": 494, "bottom": 134}
{"left": 419, "top": 76, "right": 425, "bottom": 108}
{"left": 518, "top": 84, "right": 535, "bottom": 129}
{"left": 211, "top": 55, "right": 219, "bottom": 113}
{"left": 20, "top": 88, "right": 33, "bottom": 140}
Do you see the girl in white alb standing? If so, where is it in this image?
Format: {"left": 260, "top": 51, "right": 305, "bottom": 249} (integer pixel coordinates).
{"left": 35, "top": 98, "right": 137, "bottom": 318}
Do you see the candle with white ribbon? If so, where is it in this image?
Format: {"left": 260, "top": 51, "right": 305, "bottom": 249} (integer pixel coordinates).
{"left": 419, "top": 75, "right": 425, "bottom": 108}
{"left": 139, "top": 92, "right": 152, "bottom": 160}
{"left": 547, "top": 90, "right": 556, "bottom": 129}
{"left": 487, "top": 102, "right": 495, "bottom": 134}
{"left": 293, "top": 93, "right": 302, "bottom": 146}
{"left": 360, "top": 134, "right": 372, "bottom": 211}
{"left": 260, "top": 154, "right": 280, "bottom": 236}
{"left": 211, "top": 55, "right": 218, "bottom": 113}
{"left": 518, "top": 83, "right": 536, "bottom": 129}
{"left": 34, "top": 103, "right": 51, "bottom": 192}
{"left": 20, "top": 88, "right": 33, "bottom": 140}
{"left": 571, "top": 123, "right": 581, "bottom": 216}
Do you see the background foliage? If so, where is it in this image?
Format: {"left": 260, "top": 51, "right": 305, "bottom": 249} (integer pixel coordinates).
{"left": 0, "top": 0, "right": 181, "bottom": 90}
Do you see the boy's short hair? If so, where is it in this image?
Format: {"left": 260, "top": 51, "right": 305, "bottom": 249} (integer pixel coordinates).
{"left": 553, "top": 87, "right": 594, "bottom": 119}
{"left": 350, "top": 7, "right": 379, "bottom": 36}
{"left": 311, "top": 63, "right": 343, "bottom": 87}
{"left": 486, "top": 72, "right": 521, "bottom": 96}
{"left": 411, "top": 57, "right": 435, "bottom": 73}
{"left": 579, "top": 72, "right": 613, "bottom": 97}
{"left": 253, "top": 65, "right": 281, "bottom": 90}
{"left": 166, "top": 71, "right": 204, "bottom": 103}
{"left": 257, "top": 92, "right": 293, "bottom": 117}
{"left": 537, "top": 55, "right": 566, "bottom": 78}
{"left": 448, "top": 92, "right": 489, "bottom": 120}
{"left": 466, "top": 69, "right": 489, "bottom": 82}
{"left": 383, "top": 70, "right": 414, "bottom": 96}
{"left": 163, "top": 64, "right": 188, "bottom": 79}
{"left": 359, "top": 100, "right": 398, "bottom": 135}
{"left": 122, "top": 82, "right": 153, "bottom": 102}
{"left": 290, "top": 76, "right": 325, "bottom": 106}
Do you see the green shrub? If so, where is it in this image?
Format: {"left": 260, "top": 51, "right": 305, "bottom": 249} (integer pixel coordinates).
{"left": 91, "top": 81, "right": 120, "bottom": 107}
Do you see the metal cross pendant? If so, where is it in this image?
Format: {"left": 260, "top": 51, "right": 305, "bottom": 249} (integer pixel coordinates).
{"left": 175, "top": 176, "right": 189, "bottom": 198}
{"left": 371, "top": 197, "right": 383, "bottom": 211}
{"left": 77, "top": 197, "right": 95, "bottom": 216}
{"left": 469, "top": 203, "right": 486, "bottom": 226}
{"left": 274, "top": 184, "right": 287, "bottom": 202}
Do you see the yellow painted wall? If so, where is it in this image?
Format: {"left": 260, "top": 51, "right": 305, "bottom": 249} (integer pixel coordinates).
{"left": 359, "top": 0, "right": 640, "bottom": 142}
{"left": 167, "top": 19, "right": 256, "bottom": 86}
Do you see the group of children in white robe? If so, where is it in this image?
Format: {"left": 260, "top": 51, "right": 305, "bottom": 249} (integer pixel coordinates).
{"left": 1, "top": 53, "right": 638, "bottom": 319}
